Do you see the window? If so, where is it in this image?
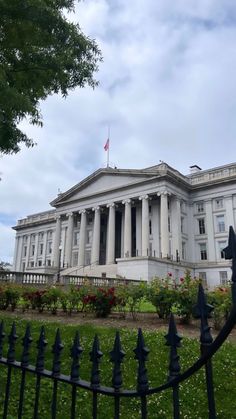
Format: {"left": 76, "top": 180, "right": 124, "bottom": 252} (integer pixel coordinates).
{"left": 31, "top": 234, "right": 35, "bottom": 242}
{"left": 47, "top": 241, "right": 52, "bottom": 254}
{"left": 219, "top": 271, "right": 228, "bottom": 285}
{"left": 181, "top": 217, "right": 184, "bottom": 234}
{"left": 38, "top": 260, "right": 42, "bottom": 267}
{"left": 31, "top": 244, "right": 35, "bottom": 256}
{"left": 198, "top": 218, "right": 205, "bottom": 234}
{"left": 215, "top": 198, "right": 223, "bottom": 209}
{"left": 168, "top": 216, "right": 171, "bottom": 233}
{"left": 218, "top": 241, "right": 227, "bottom": 259}
{"left": 87, "top": 230, "right": 93, "bottom": 244}
{"left": 88, "top": 214, "right": 93, "bottom": 225}
{"left": 85, "top": 251, "right": 91, "bottom": 266}
{"left": 149, "top": 220, "right": 152, "bottom": 235}
{"left": 74, "top": 216, "right": 80, "bottom": 228}
{"left": 196, "top": 202, "right": 204, "bottom": 213}
{"left": 22, "top": 262, "right": 25, "bottom": 271}
{"left": 149, "top": 242, "right": 152, "bottom": 257}
{"left": 23, "top": 246, "right": 27, "bottom": 257}
{"left": 200, "top": 243, "right": 207, "bottom": 260}
{"left": 72, "top": 252, "right": 78, "bottom": 267}
{"left": 39, "top": 232, "right": 44, "bottom": 241}
{"left": 47, "top": 259, "right": 51, "bottom": 267}
{"left": 48, "top": 230, "right": 53, "bottom": 239}
{"left": 216, "top": 215, "right": 225, "bottom": 232}
{"left": 74, "top": 232, "right": 80, "bottom": 246}
{"left": 30, "top": 261, "right": 34, "bottom": 268}
{"left": 39, "top": 243, "right": 44, "bottom": 255}
{"left": 23, "top": 235, "right": 28, "bottom": 243}
{"left": 149, "top": 205, "right": 152, "bottom": 214}
{"left": 182, "top": 242, "right": 186, "bottom": 260}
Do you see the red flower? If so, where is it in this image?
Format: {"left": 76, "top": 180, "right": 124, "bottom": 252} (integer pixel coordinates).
{"left": 168, "top": 272, "right": 172, "bottom": 277}
{"left": 180, "top": 277, "right": 184, "bottom": 282}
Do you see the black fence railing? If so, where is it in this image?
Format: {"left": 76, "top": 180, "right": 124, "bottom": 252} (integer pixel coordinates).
{"left": 0, "top": 227, "right": 236, "bottom": 418}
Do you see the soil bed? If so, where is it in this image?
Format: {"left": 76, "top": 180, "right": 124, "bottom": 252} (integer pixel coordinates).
{"left": 1, "top": 309, "right": 235, "bottom": 343}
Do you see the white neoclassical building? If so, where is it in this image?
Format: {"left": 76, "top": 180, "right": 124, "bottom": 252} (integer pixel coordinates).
{"left": 12, "top": 162, "right": 236, "bottom": 287}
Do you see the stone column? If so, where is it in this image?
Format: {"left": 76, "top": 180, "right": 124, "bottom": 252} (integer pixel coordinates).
{"left": 171, "top": 196, "right": 181, "bottom": 260}
{"left": 52, "top": 215, "right": 61, "bottom": 267}
{"left": 187, "top": 202, "right": 194, "bottom": 262}
{"left": 136, "top": 204, "right": 142, "bottom": 257}
{"left": 91, "top": 206, "right": 101, "bottom": 265}
{"left": 139, "top": 195, "right": 149, "bottom": 257}
{"left": 16, "top": 236, "right": 23, "bottom": 271}
{"left": 13, "top": 236, "right": 19, "bottom": 271}
{"left": 159, "top": 191, "right": 169, "bottom": 258}
{"left": 122, "top": 199, "right": 132, "bottom": 257}
{"left": 65, "top": 212, "right": 74, "bottom": 267}
{"left": 78, "top": 210, "right": 87, "bottom": 267}
{"left": 106, "top": 203, "right": 115, "bottom": 264}
{"left": 205, "top": 199, "right": 216, "bottom": 261}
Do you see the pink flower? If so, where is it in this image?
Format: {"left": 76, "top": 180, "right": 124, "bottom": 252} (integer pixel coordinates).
{"left": 168, "top": 272, "right": 172, "bottom": 277}
{"left": 180, "top": 277, "right": 184, "bottom": 282}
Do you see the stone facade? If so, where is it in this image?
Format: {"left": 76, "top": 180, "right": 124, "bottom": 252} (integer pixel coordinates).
{"left": 12, "top": 162, "right": 236, "bottom": 287}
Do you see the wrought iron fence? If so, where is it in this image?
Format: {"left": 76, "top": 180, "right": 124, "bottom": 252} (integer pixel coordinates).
{"left": 0, "top": 227, "right": 236, "bottom": 418}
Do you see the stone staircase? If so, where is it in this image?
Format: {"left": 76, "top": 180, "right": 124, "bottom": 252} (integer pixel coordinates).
{"left": 61, "top": 263, "right": 118, "bottom": 278}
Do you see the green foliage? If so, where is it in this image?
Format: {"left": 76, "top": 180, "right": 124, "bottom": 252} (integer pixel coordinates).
{"left": 82, "top": 287, "right": 117, "bottom": 318}
{"left": 147, "top": 276, "right": 177, "bottom": 319}
{"left": 208, "top": 286, "right": 232, "bottom": 330}
{"left": 43, "top": 286, "right": 63, "bottom": 314}
{"left": 124, "top": 282, "right": 147, "bottom": 319}
{"left": 0, "top": 0, "right": 102, "bottom": 154}
{"left": 173, "top": 271, "right": 200, "bottom": 323}
{"left": 0, "top": 314, "right": 235, "bottom": 418}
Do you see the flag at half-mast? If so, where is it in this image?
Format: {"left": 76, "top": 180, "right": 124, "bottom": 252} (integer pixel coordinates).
{"left": 104, "top": 138, "right": 109, "bottom": 151}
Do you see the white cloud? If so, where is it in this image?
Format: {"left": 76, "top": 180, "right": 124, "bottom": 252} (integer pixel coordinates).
{"left": 1, "top": 0, "right": 236, "bottom": 261}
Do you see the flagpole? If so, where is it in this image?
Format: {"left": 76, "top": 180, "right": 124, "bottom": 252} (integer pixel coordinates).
{"left": 107, "top": 125, "right": 110, "bottom": 168}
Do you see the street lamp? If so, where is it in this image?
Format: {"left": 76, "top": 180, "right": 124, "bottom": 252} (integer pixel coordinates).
{"left": 57, "top": 245, "right": 63, "bottom": 283}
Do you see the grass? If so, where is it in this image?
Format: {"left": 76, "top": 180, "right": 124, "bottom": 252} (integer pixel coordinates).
{"left": 0, "top": 313, "right": 235, "bottom": 418}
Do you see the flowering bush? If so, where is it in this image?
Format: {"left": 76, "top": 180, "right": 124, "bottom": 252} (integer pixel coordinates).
{"left": 22, "top": 289, "right": 47, "bottom": 312}
{"left": 147, "top": 277, "right": 177, "bottom": 319}
{"left": 82, "top": 287, "right": 117, "bottom": 317}
{"left": 174, "top": 271, "right": 200, "bottom": 323}
{"left": 43, "top": 287, "right": 63, "bottom": 314}
{"left": 208, "top": 286, "right": 232, "bottom": 329}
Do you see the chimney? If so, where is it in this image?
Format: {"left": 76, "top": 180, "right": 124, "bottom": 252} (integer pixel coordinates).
{"left": 189, "top": 165, "right": 202, "bottom": 174}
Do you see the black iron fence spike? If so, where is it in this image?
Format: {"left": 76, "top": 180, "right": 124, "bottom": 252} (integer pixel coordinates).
{"left": 134, "top": 328, "right": 149, "bottom": 393}
{"left": 70, "top": 331, "right": 83, "bottom": 381}
{"left": 223, "top": 225, "right": 236, "bottom": 306}
{"left": 193, "top": 284, "right": 214, "bottom": 320}
{"left": 21, "top": 324, "right": 33, "bottom": 367}
{"left": 90, "top": 334, "right": 103, "bottom": 388}
{"left": 7, "top": 322, "right": 18, "bottom": 363}
{"left": 110, "top": 331, "right": 125, "bottom": 390}
{"left": 52, "top": 328, "right": 64, "bottom": 376}
{"left": 36, "top": 325, "right": 47, "bottom": 372}
{"left": 165, "top": 313, "right": 182, "bottom": 348}
{"left": 0, "top": 320, "right": 5, "bottom": 358}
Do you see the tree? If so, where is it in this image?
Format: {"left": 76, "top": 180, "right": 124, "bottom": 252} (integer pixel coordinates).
{"left": 0, "top": 0, "right": 102, "bottom": 154}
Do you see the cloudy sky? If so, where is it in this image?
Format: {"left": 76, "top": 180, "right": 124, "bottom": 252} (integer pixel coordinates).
{"left": 1, "top": 0, "right": 236, "bottom": 263}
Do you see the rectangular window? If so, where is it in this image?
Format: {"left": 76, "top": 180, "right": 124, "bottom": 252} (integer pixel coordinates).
{"left": 181, "top": 217, "right": 184, "bottom": 234}
{"left": 38, "top": 260, "right": 42, "bottom": 267}
{"left": 47, "top": 230, "right": 53, "bottom": 240}
{"left": 218, "top": 241, "right": 227, "bottom": 259}
{"left": 39, "top": 232, "right": 44, "bottom": 241}
{"left": 31, "top": 244, "right": 35, "bottom": 256}
{"left": 74, "top": 232, "right": 80, "bottom": 246}
{"left": 22, "top": 262, "right": 25, "bottom": 271}
{"left": 200, "top": 243, "right": 207, "bottom": 260}
{"left": 86, "top": 230, "right": 93, "bottom": 244}
{"left": 72, "top": 252, "right": 78, "bottom": 267}
{"left": 47, "top": 241, "right": 52, "bottom": 254}
{"left": 23, "top": 235, "right": 28, "bottom": 243}
{"left": 39, "top": 243, "right": 44, "bottom": 255}
{"left": 30, "top": 261, "right": 34, "bottom": 268}
{"left": 168, "top": 216, "right": 171, "bottom": 233}
{"left": 149, "top": 205, "right": 152, "bottom": 214}
{"left": 149, "top": 220, "right": 152, "bottom": 235}
{"left": 196, "top": 202, "right": 204, "bottom": 213}
{"left": 149, "top": 242, "right": 152, "bottom": 257}
{"left": 215, "top": 198, "right": 223, "bottom": 209}
{"left": 85, "top": 251, "right": 91, "bottom": 266}
{"left": 219, "top": 271, "right": 228, "bottom": 285}
{"left": 88, "top": 214, "right": 93, "bottom": 225}
{"left": 23, "top": 246, "right": 27, "bottom": 257}
{"left": 199, "top": 272, "right": 207, "bottom": 280}
{"left": 216, "top": 215, "right": 225, "bottom": 233}
{"left": 198, "top": 218, "right": 205, "bottom": 234}
{"left": 47, "top": 259, "right": 51, "bottom": 267}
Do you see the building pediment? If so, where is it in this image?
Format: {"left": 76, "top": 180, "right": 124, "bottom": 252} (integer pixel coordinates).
{"left": 50, "top": 167, "right": 160, "bottom": 207}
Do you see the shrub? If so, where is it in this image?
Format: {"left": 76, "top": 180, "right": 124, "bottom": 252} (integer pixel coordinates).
{"left": 147, "top": 277, "right": 177, "bottom": 319}
{"left": 22, "top": 289, "right": 47, "bottom": 312}
{"left": 208, "top": 286, "right": 232, "bottom": 330}
{"left": 125, "top": 282, "right": 147, "bottom": 320}
{"left": 5, "top": 286, "right": 21, "bottom": 311}
{"left": 83, "top": 287, "right": 117, "bottom": 317}
{"left": 174, "top": 271, "right": 200, "bottom": 323}
{"left": 43, "top": 287, "right": 63, "bottom": 314}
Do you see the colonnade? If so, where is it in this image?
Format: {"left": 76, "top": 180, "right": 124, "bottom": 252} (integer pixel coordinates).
{"left": 51, "top": 190, "right": 180, "bottom": 268}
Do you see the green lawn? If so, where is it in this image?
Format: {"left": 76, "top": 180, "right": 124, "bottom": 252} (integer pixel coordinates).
{"left": 0, "top": 313, "right": 235, "bottom": 418}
